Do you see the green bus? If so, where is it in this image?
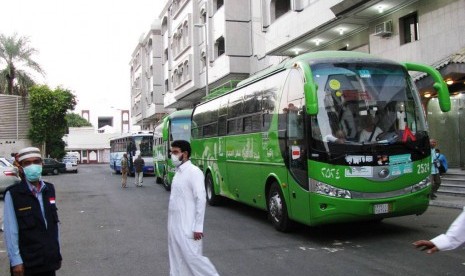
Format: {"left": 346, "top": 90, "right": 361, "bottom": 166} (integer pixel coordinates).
{"left": 190, "top": 51, "right": 450, "bottom": 231}
{"left": 153, "top": 109, "right": 192, "bottom": 190}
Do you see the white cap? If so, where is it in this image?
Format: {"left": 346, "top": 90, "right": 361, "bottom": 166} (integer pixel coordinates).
{"left": 17, "top": 147, "right": 42, "bottom": 162}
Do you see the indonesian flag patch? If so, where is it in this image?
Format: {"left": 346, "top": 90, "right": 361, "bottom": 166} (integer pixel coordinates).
{"left": 50, "top": 197, "right": 56, "bottom": 204}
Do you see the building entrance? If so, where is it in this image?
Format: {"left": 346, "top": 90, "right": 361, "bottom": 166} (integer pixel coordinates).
{"left": 427, "top": 93, "right": 465, "bottom": 168}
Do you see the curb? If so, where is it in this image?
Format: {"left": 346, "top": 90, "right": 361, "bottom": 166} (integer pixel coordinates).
{"left": 429, "top": 200, "right": 464, "bottom": 209}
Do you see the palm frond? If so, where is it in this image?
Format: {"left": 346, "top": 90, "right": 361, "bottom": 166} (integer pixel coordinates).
{"left": 0, "top": 33, "right": 44, "bottom": 94}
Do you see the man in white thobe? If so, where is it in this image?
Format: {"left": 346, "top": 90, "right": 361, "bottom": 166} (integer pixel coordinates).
{"left": 168, "top": 140, "right": 220, "bottom": 276}
{"left": 413, "top": 207, "right": 465, "bottom": 254}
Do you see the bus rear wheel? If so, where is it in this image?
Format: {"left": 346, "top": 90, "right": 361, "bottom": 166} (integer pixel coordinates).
{"left": 205, "top": 173, "right": 221, "bottom": 206}
{"left": 267, "top": 182, "right": 292, "bottom": 232}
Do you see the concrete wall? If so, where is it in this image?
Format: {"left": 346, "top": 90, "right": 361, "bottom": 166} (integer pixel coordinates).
{"left": 369, "top": 0, "right": 465, "bottom": 64}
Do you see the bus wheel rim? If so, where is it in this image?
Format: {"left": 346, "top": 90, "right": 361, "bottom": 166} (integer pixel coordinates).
{"left": 269, "top": 193, "right": 282, "bottom": 222}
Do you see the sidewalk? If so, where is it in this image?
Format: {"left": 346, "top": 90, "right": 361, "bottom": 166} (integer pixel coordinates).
{"left": 429, "top": 194, "right": 465, "bottom": 209}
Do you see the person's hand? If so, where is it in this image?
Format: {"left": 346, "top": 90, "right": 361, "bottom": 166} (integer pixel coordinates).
{"left": 413, "top": 240, "right": 439, "bottom": 254}
{"left": 194, "top": 232, "right": 204, "bottom": 240}
{"left": 11, "top": 264, "right": 25, "bottom": 276}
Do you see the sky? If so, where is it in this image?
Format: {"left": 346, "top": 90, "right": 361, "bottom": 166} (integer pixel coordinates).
{"left": 0, "top": 0, "right": 165, "bottom": 114}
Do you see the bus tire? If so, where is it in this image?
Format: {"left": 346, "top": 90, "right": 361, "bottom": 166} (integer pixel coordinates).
{"left": 163, "top": 171, "right": 171, "bottom": 191}
{"left": 205, "top": 173, "right": 221, "bottom": 206}
{"left": 267, "top": 182, "right": 292, "bottom": 232}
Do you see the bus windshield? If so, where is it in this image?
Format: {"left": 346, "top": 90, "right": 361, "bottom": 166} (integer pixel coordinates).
{"left": 171, "top": 118, "right": 191, "bottom": 141}
{"left": 310, "top": 62, "right": 427, "bottom": 145}
{"left": 133, "top": 136, "right": 153, "bottom": 156}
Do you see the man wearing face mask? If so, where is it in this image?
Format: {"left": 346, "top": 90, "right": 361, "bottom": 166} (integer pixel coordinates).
{"left": 167, "top": 140, "right": 220, "bottom": 276}
{"left": 3, "top": 147, "right": 62, "bottom": 276}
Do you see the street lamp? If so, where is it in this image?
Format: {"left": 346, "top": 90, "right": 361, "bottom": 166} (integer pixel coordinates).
{"left": 194, "top": 23, "right": 209, "bottom": 96}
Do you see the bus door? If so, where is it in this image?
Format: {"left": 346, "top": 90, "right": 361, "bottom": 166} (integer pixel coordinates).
{"left": 285, "top": 100, "right": 311, "bottom": 223}
{"left": 281, "top": 68, "right": 311, "bottom": 223}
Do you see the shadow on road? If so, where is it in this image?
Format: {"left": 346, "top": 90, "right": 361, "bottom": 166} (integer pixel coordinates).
{"left": 212, "top": 197, "right": 420, "bottom": 243}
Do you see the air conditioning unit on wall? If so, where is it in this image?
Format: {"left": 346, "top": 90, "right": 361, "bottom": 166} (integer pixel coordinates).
{"left": 374, "top": 20, "right": 393, "bottom": 37}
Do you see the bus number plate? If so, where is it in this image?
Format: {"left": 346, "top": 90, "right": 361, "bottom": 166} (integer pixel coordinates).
{"left": 374, "top": 203, "right": 390, "bottom": 214}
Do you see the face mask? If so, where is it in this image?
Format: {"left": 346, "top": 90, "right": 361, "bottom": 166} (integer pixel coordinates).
{"left": 23, "top": 164, "right": 43, "bottom": 182}
{"left": 171, "top": 154, "right": 183, "bottom": 167}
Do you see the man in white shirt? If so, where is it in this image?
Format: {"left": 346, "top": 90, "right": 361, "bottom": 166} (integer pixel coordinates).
{"left": 167, "top": 140, "right": 220, "bottom": 276}
{"left": 413, "top": 207, "right": 465, "bottom": 254}
{"left": 358, "top": 115, "right": 383, "bottom": 143}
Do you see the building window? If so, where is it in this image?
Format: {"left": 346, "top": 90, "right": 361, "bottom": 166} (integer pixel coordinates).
{"left": 217, "top": 0, "right": 224, "bottom": 10}
{"left": 400, "top": 12, "right": 419, "bottom": 45}
{"left": 213, "top": 0, "right": 223, "bottom": 13}
{"left": 271, "top": 0, "right": 291, "bottom": 22}
{"left": 177, "top": 28, "right": 183, "bottom": 48}
{"left": 161, "top": 17, "right": 168, "bottom": 34}
{"left": 183, "top": 21, "right": 189, "bottom": 48}
{"left": 164, "top": 48, "right": 168, "bottom": 63}
{"left": 184, "top": 61, "right": 189, "bottom": 81}
{"left": 173, "top": 0, "right": 180, "bottom": 13}
{"left": 172, "top": 71, "right": 177, "bottom": 87}
{"left": 200, "top": 51, "right": 206, "bottom": 69}
{"left": 164, "top": 79, "right": 169, "bottom": 94}
{"left": 200, "top": 8, "right": 207, "bottom": 24}
{"left": 215, "top": 36, "right": 225, "bottom": 58}
{"left": 171, "top": 39, "right": 177, "bottom": 57}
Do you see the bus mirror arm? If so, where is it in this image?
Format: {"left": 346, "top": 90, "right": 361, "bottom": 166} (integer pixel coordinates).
{"left": 304, "top": 83, "right": 318, "bottom": 115}
{"left": 402, "top": 62, "right": 451, "bottom": 112}
{"left": 295, "top": 61, "right": 318, "bottom": 116}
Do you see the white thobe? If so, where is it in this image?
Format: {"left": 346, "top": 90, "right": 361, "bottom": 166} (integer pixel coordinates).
{"left": 168, "top": 160, "right": 219, "bottom": 276}
{"left": 431, "top": 207, "right": 465, "bottom": 251}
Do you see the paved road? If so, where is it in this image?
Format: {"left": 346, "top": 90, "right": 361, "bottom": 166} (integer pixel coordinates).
{"left": 1, "top": 164, "right": 464, "bottom": 276}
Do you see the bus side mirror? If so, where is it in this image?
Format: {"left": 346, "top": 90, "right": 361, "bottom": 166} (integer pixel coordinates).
{"left": 304, "top": 83, "right": 318, "bottom": 115}
{"left": 403, "top": 62, "right": 451, "bottom": 112}
{"left": 294, "top": 61, "right": 319, "bottom": 115}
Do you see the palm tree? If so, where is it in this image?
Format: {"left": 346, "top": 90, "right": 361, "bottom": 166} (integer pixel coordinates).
{"left": 0, "top": 33, "right": 44, "bottom": 96}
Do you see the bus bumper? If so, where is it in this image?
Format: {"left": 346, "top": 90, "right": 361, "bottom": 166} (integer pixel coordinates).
{"left": 308, "top": 186, "right": 431, "bottom": 226}
{"left": 143, "top": 166, "right": 155, "bottom": 175}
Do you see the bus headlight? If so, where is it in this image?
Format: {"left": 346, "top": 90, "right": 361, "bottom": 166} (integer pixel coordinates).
{"left": 310, "top": 180, "right": 352, "bottom": 199}
{"left": 410, "top": 177, "right": 430, "bottom": 193}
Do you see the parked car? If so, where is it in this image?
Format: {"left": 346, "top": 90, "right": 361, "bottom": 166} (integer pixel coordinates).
{"left": 42, "top": 158, "right": 66, "bottom": 175}
{"left": 62, "top": 156, "right": 78, "bottom": 173}
{"left": 0, "top": 157, "right": 21, "bottom": 194}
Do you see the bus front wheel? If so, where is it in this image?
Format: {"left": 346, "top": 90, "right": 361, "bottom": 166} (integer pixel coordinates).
{"left": 268, "top": 182, "right": 292, "bottom": 232}
{"left": 205, "top": 173, "right": 221, "bottom": 206}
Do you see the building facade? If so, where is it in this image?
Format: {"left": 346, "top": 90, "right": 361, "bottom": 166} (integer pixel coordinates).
{"left": 131, "top": 0, "right": 465, "bottom": 167}
{"left": 129, "top": 23, "right": 167, "bottom": 130}
{"left": 63, "top": 127, "right": 120, "bottom": 164}
{"left": 159, "top": 0, "right": 252, "bottom": 110}
{"left": 0, "top": 95, "right": 32, "bottom": 157}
